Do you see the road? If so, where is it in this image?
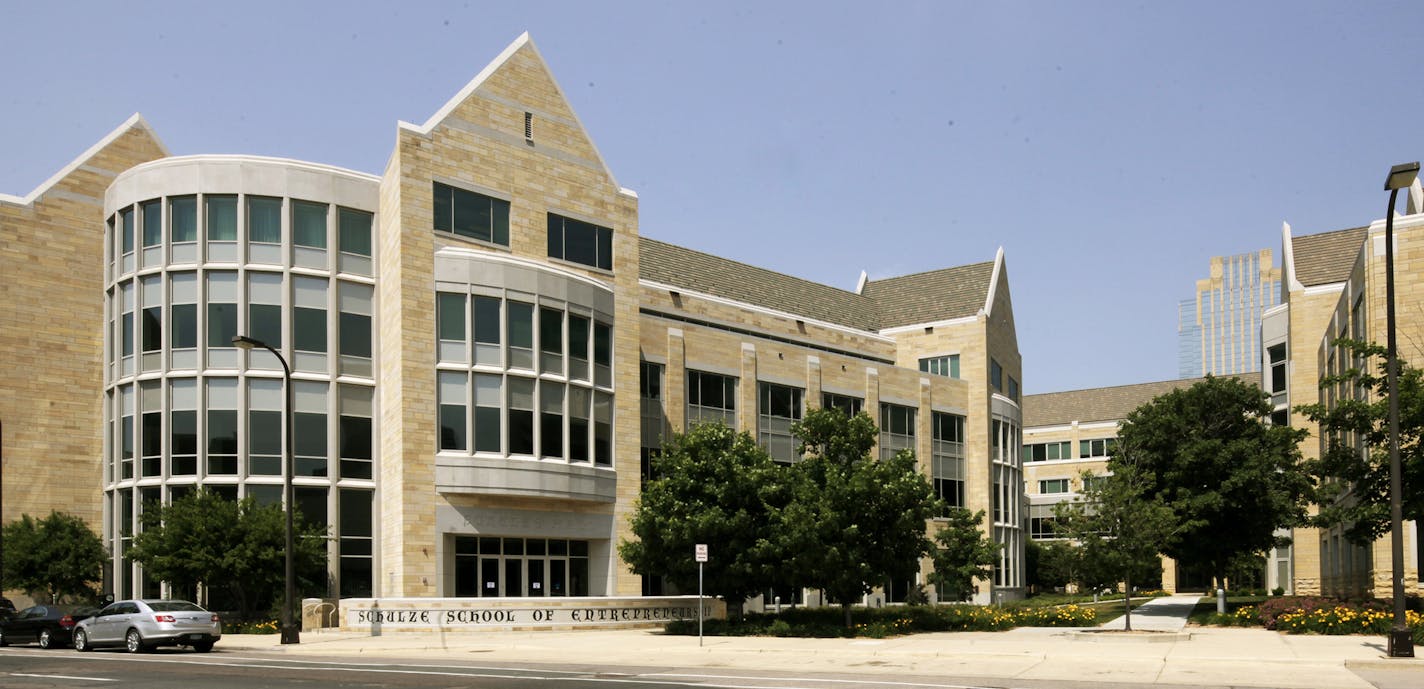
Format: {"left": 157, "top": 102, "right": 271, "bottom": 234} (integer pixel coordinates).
{"left": 0, "top": 646, "right": 1417, "bottom": 689}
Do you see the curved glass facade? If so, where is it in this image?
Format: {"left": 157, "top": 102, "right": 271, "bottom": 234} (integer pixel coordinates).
{"left": 102, "top": 157, "right": 379, "bottom": 600}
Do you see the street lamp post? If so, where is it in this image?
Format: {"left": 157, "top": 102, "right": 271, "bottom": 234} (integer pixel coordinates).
{"left": 231, "top": 335, "right": 300, "bottom": 645}
{"left": 1382, "top": 161, "right": 1418, "bottom": 658}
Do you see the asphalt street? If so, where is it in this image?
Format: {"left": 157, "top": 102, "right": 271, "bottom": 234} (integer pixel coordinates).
{"left": 0, "top": 646, "right": 1420, "bottom": 689}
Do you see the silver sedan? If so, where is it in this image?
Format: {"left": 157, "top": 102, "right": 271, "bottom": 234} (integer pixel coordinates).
{"left": 73, "top": 599, "right": 221, "bottom": 653}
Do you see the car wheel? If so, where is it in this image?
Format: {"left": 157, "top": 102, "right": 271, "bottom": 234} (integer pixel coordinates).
{"left": 39, "top": 628, "right": 53, "bottom": 649}
{"left": 125, "top": 628, "right": 147, "bottom": 653}
{"left": 191, "top": 641, "right": 214, "bottom": 653}
{"left": 74, "top": 629, "right": 91, "bottom": 652}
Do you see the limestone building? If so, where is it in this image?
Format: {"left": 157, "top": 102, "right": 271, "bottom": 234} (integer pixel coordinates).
{"left": 1265, "top": 208, "right": 1424, "bottom": 598}
{"left": 0, "top": 34, "right": 1026, "bottom": 606}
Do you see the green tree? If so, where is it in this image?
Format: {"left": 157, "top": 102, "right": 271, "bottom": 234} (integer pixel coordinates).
{"left": 618, "top": 423, "right": 785, "bottom": 618}
{"left": 1055, "top": 453, "right": 1176, "bottom": 630}
{"left": 1028, "top": 540, "right": 1080, "bottom": 592}
{"left": 774, "top": 408, "right": 941, "bottom": 627}
{"left": 1116, "top": 375, "right": 1310, "bottom": 598}
{"left": 927, "top": 508, "right": 1000, "bottom": 601}
{"left": 128, "top": 491, "right": 328, "bottom": 620}
{"left": 1298, "top": 340, "right": 1424, "bottom": 544}
{"left": 1, "top": 512, "right": 106, "bottom": 603}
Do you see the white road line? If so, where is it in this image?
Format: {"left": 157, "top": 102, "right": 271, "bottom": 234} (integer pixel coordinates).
{"left": 643, "top": 674, "right": 1002, "bottom": 689}
{"left": 11, "top": 673, "right": 118, "bottom": 682}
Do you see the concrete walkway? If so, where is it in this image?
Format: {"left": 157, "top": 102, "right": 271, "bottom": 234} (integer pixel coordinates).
{"left": 217, "top": 620, "right": 1424, "bottom": 689}
{"left": 1096, "top": 593, "right": 1200, "bottom": 631}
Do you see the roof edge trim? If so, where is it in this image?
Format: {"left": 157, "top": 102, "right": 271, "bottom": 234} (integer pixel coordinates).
{"left": 0, "top": 113, "right": 168, "bottom": 207}
{"left": 982, "top": 246, "right": 1006, "bottom": 316}
{"left": 415, "top": 32, "right": 532, "bottom": 134}
{"left": 1282, "top": 221, "right": 1304, "bottom": 292}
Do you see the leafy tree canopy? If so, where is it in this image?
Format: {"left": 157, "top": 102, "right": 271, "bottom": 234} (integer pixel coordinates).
{"left": 2, "top": 511, "right": 106, "bottom": 603}
{"left": 1116, "top": 375, "right": 1310, "bottom": 586}
{"left": 128, "top": 490, "right": 327, "bottom": 620}
{"left": 927, "top": 508, "right": 1000, "bottom": 601}
{"left": 618, "top": 423, "right": 786, "bottom": 617}
{"left": 1298, "top": 340, "right": 1424, "bottom": 544}
{"left": 775, "top": 408, "right": 941, "bottom": 625}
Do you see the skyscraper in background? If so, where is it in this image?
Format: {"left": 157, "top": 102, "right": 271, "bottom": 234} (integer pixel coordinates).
{"left": 1177, "top": 250, "right": 1281, "bottom": 377}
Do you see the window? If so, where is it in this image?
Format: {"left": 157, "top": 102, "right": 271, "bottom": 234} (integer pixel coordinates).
{"left": 248, "top": 273, "right": 283, "bottom": 354}
{"left": 507, "top": 301, "right": 534, "bottom": 369}
{"left": 1023, "top": 441, "right": 1071, "bottom": 462}
{"left": 339, "top": 384, "right": 373, "bottom": 480}
{"left": 338, "top": 207, "right": 373, "bottom": 256}
{"left": 594, "top": 392, "right": 612, "bottom": 466}
{"left": 453, "top": 537, "right": 590, "bottom": 598}
{"left": 206, "top": 379, "right": 238, "bottom": 475}
{"left": 473, "top": 373, "right": 502, "bottom": 453}
{"left": 539, "top": 307, "right": 563, "bottom": 373}
{"left": 1268, "top": 343, "right": 1287, "bottom": 395}
{"left": 540, "top": 381, "right": 564, "bottom": 459}
{"left": 120, "top": 207, "right": 135, "bottom": 256}
{"left": 339, "top": 489, "right": 373, "bottom": 597}
{"left": 170, "top": 379, "right": 197, "bottom": 476}
{"left": 438, "top": 293, "right": 466, "bottom": 359}
{"left": 170, "top": 196, "right": 197, "bottom": 243}
{"left": 248, "top": 196, "right": 282, "bottom": 244}
{"left": 641, "top": 361, "right": 665, "bottom": 482}
{"left": 292, "top": 200, "right": 328, "bottom": 249}
{"left": 1079, "top": 438, "right": 1116, "bottom": 459}
{"left": 473, "top": 296, "right": 501, "bottom": 366}
{"left": 293, "top": 381, "right": 327, "bottom": 477}
{"left": 508, "top": 378, "right": 535, "bottom": 455}
{"left": 990, "top": 358, "right": 1003, "bottom": 392}
{"left": 879, "top": 403, "right": 916, "bottom": 461}
{"left": 932, "top": 412, "right": 965, "bottom": 510}
{"left": 339, "top": 282, "right": 373, "bottom": 375}
{"left": 434, "top": 182, "right": 509, "bottom": 246}
{"left": 758, "top": 382, "right": 803, "bottom": 464}
{"left": 140, "top": 277, "right": 162, "bottom": 355}
{"left": 206, "top": 195, "right": 237, "bottom": 241}
{"left": 821, "top": 392, "right": 863, "bottom": 416}
{"left": 1008, "top": 376, "right": 1020, "bottom": 402}
{"left": 439, "top": 372, "right": 467, "bottom": 451}
{"left": 568, "top": 315, "right": 590, "bottom": 381}
{"left": 688, "top": 370, "right": 736, "bottom": 428}
{"left": 248, "top": 380, "right": 283, "bottom": 475}
{"left": 919, "top": 355, "right": 959, "bottom": 379}
{"left": 140, "top": 382, "right": 161, "bottom": 478}
{"left": 547, "top": 213, "right": 612, "bottom": 270}
{"left": 593, "top": 321, "right": 612, "bottom": 387}
{"left": 1029, "top": 504, "right": 1058, "bottom": 539}
{"left": 1038, "top": 478, "right": 1070, "bottom": 494}
{"left": 140, "top": 199, "right": 162, "bottom": 248}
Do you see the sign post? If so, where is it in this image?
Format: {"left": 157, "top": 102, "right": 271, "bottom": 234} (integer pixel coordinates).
{"left": 694, "top": 543, "right": 708, "bottom": 647}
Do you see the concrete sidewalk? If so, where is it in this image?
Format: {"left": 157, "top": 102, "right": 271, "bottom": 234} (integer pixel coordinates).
{"left": 218, "top": 621, "right": 1424, "bottom": 689}
{"left": 1096, "top": 593, "right": 1199, "bottom": 632}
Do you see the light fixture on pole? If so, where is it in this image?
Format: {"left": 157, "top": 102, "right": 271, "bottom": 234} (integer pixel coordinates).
{"left": 231, "top": 334, "right": 300, "bottom": 645}
{"left": 1381, "top": 160, "right": 1417, "bottom": 658}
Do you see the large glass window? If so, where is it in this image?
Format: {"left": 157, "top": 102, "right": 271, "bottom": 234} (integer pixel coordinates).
{"left": 474, "top": 374, "right": 501, "bottom": 453}
{"left": 206, "top": 379, "right": 239, "bottom": 475}
{"left": 990, "top": 358, "right": 1004, "bottom": 392}
{"left": 170, "top": 196, "right": 197, "bottom": 243}
{"left": 339, "top": 489, "right": 373, "bottom": 597}
{"left": 641, "top": 361, "right": 665, "bottom": 483}
{"left": 540, "top": 381, "right": 564, "bottom": 459}
{"left": 339, "top": 282, "right": 373, "bottom": 376}
{"left": 821, "top": 392, "right": 863, "bottom": 416}
{"left": 206, "top": 195, "right": 237, "bottom": 241}
{"left": 1269, "top": 343, "right": 1287, "bottom": 395}
{"left": 758, "top": 382, "right": 803, "bottom": 464}
{"left": 508, "top": 378, "right": 535, "bottom": 455}
{"left": 140, "top": 382, "right": 161, "bottom": 478}
{"left": 293, "top": 381, "right": 327, "bottom": 477}
{"left": 473, "top": 296, "right": 502, "bottom": 366}
{"left": 1038, "top": 478, "right": 1070, "bottom": 494}
{"left": 248, "top": 196, "right": 282, "bottom": 244}
{"left": 547, "top": 213, "right": 613, "bottom": 270}
{"left": 292, "top": 200, "right": 328, "bottom": 249}
{"left": 507, "top": 301, "right": 534, "bottom": 369}
{"left": 248, "top": 380, "right": 283, "bottom": 475}
{"left": 879, "top": 403, "right": 916, "bottom": 461}
{"left": 1023, "top": 441, "right": 1071, "bottom": 462}
{"left": 170, "top": 379, "right": 197, "bottom": 476}
{"left": 687, "top": 370, "right": 736, "bottom": 428}
{"left": 434, "top": 182, "right": 509, "bottom": 246}
{"left": 140, "top": 199, "right": 162, "bottom": 248}
{"left": 1079, "top": 437, "right": 1116, "bottom": 459}
{"left": 919, "top": 355, "right": 959, "bottom": 379}
{"left": 539, "top": 307, "right": 563, "bottom": 373}
{"left": 339, "top": 384, "right": 373, "bottom": 480}
{"left": 932, "top": 412, "right": 965, "bottom": 510}
{"left": 338, "top": 208, "right": 373, "bottom": 257}
{"left": 439, "top": 372, "right": 467, "bottom": 451}
{"left": 453, "top": 537, "right": 589, "bottom": 598}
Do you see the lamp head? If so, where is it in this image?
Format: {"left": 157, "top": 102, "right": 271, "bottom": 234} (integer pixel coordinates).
{"left": 1384, "top": 162, "right": 1420, "bottom": 191}
{"left": 231, "top": 335, "right": 265, "bottom": 350}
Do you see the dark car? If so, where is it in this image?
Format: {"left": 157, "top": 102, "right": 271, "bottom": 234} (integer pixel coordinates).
{"left": 0, "top": 604, "right": 97, "bottom": 649}
{"left": 73, "top": 599, "right": 221, "bottom": 653}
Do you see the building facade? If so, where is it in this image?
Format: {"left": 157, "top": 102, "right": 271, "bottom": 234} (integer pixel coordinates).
{"left": 1177, "top": 250, "right": 1281, "bottom": 379}
{"left": 1266, "top": 212, "right": 1424, "bottom": 598}
{"left": 1, "top": 34, "right": 1026, "bottom": 607}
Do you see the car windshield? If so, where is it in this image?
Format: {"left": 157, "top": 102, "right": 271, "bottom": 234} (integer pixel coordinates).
{"left": 147, "top": 601, "right": 204, "bottom": 612}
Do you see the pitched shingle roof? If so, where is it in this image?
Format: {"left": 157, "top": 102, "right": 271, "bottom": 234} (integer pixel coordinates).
{"left": 858, "top": 263, "right": 995, "bottom": 329}
{"left": 638, "top": 237, "right": 882, "bottom": 330}
{"left": 637, "top": 237, "right": 997, "bottom": 332}
{"left": 1022, "top": 374, "right": 1256, "bottom": 428}
{"left": 1292, "top": 226, "right": 1366, "bottom": 287}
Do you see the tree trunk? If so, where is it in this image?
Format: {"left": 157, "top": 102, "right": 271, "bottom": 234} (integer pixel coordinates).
{"left": 843, "top": 603, "right": 853, "bottom": 629}
{"left": 1123, "top": 571, "right": 1132, "bottom": 632}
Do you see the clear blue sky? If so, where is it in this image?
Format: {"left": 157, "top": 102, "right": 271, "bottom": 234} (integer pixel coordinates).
{"left": 5, "top": 2, "right": 1422, "bottom": 394}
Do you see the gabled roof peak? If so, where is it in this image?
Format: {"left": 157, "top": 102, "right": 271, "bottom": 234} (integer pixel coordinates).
{"left": 0, "top": 113, "right": 167, "bottom": 206}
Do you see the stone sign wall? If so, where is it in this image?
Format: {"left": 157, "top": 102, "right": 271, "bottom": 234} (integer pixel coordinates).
{"left": 339, "top": 596, "right": 723, "bottom": 632}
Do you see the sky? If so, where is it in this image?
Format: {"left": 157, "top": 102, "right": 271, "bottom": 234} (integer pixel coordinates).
{"left": 4, "top": 1, "right": 1423, "bottom": 394}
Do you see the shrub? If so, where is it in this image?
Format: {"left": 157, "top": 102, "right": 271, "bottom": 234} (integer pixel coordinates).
{"left": 662, "top": 603, "right": 1092, "bottom": 638}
